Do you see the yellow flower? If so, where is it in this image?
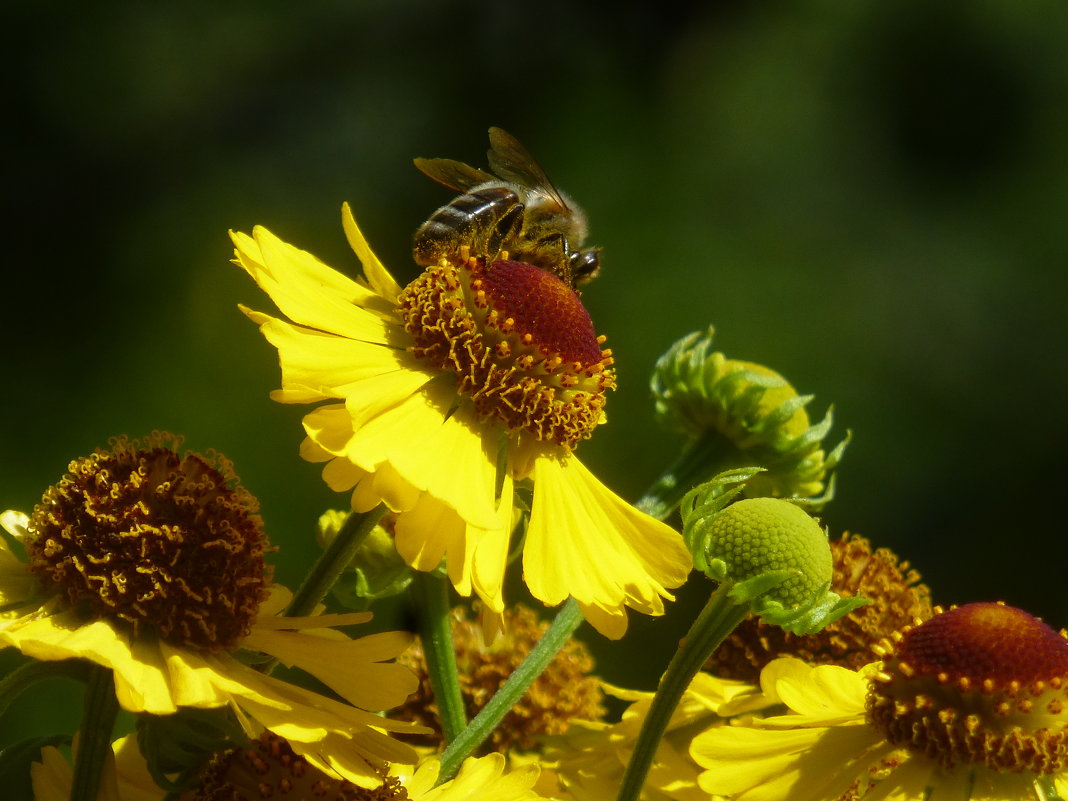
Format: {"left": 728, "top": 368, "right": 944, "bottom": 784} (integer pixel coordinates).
{"left": 232, "top": 205, "right": 691, "bottom": 637}
{"left": 0, "top": 434, "right": 423, "bottom": 785}
{"left": 33, "top": 732, "right": 550, "bottom": 801}
{"left": 692, "top": 603, "right": 1068, "bottom": 800}
{"left": 548, "top": 672, "right": 770, "bottom": 801}
{"left": 31, "top": 735, "right": 156, "bottom": 801}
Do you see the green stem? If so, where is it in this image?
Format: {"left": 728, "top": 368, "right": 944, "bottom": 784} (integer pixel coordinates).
{"left": 285, "top": 504, "right": 386, "bottom": 618}
{"left": 412, "top": 571, "right": 467, "bottom": 744}
{"left": 614, "top": 583, "right": 748, "bottom": 801}
{"left": 70, "top": 664, "right": 119, "bottom": 801}
{"left": 0, "top": 658, "right": 89, "bottom": 719}
{"left": 437, "top": 597, "right": 584, "bottom": 784}
{"left": 637, "top": 431, "right": 732, "bottom": 520}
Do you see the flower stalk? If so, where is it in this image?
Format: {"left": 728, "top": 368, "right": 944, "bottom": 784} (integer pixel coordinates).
{"left": 70, "top": 664, "right": 119, "bottom": 801}
{"left": 613, "top": 582, "right": 749, "bottom": 801}
{"left": 412, "top": 570, "right": 467, "bottom": 744}
{"left": 437, "top": 597, "right": 584, "bottom": 784}
{"left": 284, "top": 504, "right": 387, "bottom": 619}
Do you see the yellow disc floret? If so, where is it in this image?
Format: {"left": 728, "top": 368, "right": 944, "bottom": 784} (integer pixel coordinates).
{"left": 701, "top": 497, "right": 832, "bottom": 608}
{"left": 397, "top": 253, "right": 615, "bottom": 451}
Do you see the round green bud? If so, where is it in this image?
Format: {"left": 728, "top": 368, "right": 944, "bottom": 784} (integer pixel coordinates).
{"left": 704, "top": 497, "right": 832, "bottom": 608}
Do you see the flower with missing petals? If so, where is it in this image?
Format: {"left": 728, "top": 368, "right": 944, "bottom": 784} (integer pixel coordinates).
{"left": 692, "top": 603, "right": 1068, "bottom": 800}
{"left": 548, "top": 672, "right": 769, "bottom": 801}
{"left": 0, "top": 434, "right": 422, "bottom": 785}
{"left": 232, "top": 205, "right": 691, "bottom": 637}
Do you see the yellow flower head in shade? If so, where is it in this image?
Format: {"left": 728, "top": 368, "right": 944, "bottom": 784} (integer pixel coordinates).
{"left": 0, "top": 434, "right": 424, "bottom": 786}
{"left": 396, "top": 604, "right": 605, "bottom": 753}
{"left": 706, "top": 533, "right": 934, "bottom": 682}
{"left": 232, "top": 205, "right": 692, "bottom": 637}
{"left": 692, "top": 603, "right": 1068, "bottom": 801}
{"left": 33, "top": 731, "right": 550, "bottom": 801}
{"left": 547, "top": 672, "right": 772, "bottom": 801}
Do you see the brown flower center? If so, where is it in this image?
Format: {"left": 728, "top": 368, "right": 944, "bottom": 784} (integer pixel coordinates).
{"left": 397, "top": 253, "right": 615, "bottom": 450}
{"left": 187, "top": 732, "right": 406, "bottom": 801}
{"left": 26, "top": 433, "right": 271, "bottom": 651}
{"left": 868, "top": 602, "right": 1068, "bottom": 773}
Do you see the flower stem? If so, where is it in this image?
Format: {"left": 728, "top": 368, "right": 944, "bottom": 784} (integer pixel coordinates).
{"left": 70, "top": 663, "right": 119, "bottom": 801}
{"left": 614, "top": 583, "right": 748, "bottom": 801}
{"left": 285, "top": 504, "right": 386, "bottom": 618}
{"left": 437, "top": 597, "right": 585, "bottom": 784}
{"left": 637, "top": 431, "right": 731, "bottom": 520}
{"left": 0, "top": 658, "right": 89, "bottom": 719}
{"left": 412, "top": 570, "right": 467, "bottom": 744}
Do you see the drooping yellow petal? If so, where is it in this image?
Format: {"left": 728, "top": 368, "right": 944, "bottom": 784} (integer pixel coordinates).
{"left": 342, "top": 202, "right": 403, "bottom": 304}
{"left": 241, "top": 627, "right": 418, "bottom": 711}
{"left": 395, "top": 493, "right": 469, "bottom": 580}
{"left": 321, "top": 455, "right": 365, "bottom": 492}
{"left": 468, "top": 472, "right": 516, "bottom": 614}
{"left": 524, "top": 454, "right": 691, "bottom": 637}
{"left": 348, "top": 383, "right": 501, "bottom": 529}
{"left": 302, "top": 403, "right": 355, "bottom": 455}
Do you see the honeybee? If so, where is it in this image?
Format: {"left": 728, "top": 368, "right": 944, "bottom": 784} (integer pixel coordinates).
{"left": 413, "top": 127, "right": 601, "bottom": 290}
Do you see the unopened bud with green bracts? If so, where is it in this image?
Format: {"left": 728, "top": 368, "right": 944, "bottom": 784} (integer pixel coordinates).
{"left": 681, "top": 469, "right": 868, "bottom": 635}
{"left": 649, "top": 327, "right": 848, "bottom": 511}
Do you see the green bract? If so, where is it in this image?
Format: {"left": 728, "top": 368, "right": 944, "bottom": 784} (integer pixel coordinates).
{"left": 682, "top": 475, "right": 867, "bottom": 635}
{"left": 650, "top": 327, "right": 848, "bottom": 507}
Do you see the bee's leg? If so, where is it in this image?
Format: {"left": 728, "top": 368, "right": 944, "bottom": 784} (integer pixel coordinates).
{"left": 487, "top": 203, "right": 524, "bottom": 261}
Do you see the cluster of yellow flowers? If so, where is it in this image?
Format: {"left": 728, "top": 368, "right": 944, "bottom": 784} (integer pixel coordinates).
{"left": 3, "top": 136, "right": 1066, "bottom": 801}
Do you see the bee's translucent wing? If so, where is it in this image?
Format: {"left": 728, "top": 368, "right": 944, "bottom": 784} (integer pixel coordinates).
{"left": 413, "top": 157, "right": 494, "bottom": 191}
{"left": 486, "top": 127, "right": 569, "bottom": 208}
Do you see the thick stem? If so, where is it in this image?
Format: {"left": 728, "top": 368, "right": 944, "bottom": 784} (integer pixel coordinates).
{"left": 412, "top": 570, "right": 467, "bottom": 744}
{"left": 70, "top": 664, "right": 119, "bottom": 801}
{"left": 0, "top": 658, "right": 89, "bottom": 719}
{"left": 436, "top": 598, "right": 584, "bottom": 784}
{"left": 285, "top": 504, "right": 386, "bottom": 618}
{"left": 614, "top": 584, "right": 748, "bottom": 801}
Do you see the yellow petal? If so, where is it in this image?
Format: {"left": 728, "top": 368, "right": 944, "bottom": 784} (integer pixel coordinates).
{"left": 468, "top": 473, "right": 516, "bottom": 614}
{"left": 233, "top": 226, "right": 392, "bottom": 343}
{"left": 302, "top": 403, "right": 355, "bottom": 455}
{"left": 350, "top": 386, "right": 501, "bottom": 530}
{"left": 342, "top": 202, "right": 403, "bottom": 304}
{"left": 245, "top": 627, "right": 418, "bottom": 710}
{"left": 524, "top": 455, "right": 691, "bottom": 635}
{"left": 395, "top": 493, "right": 468, "bottom": 579}
{"left": 243, "top": 307, "right": 415, "bottom": 402}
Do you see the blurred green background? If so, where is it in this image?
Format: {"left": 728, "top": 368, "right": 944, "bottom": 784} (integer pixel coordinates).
{"left": 4, "top": 0, "right": 1068, "bottom": 750}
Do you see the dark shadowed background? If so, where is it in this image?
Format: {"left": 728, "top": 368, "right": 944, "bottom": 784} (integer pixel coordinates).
{"left": 4, "top": 0, "right": 1068, "bottom": 748}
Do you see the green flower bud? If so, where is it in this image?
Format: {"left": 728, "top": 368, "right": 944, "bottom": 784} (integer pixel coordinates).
{"left": 317, "top": 510, "right": 411, "bottom": 610}
{"left": 650, "top": 327, "right": 848, "bottom": 507}
{"left": 682, "top": 485, "right": 867, "bottom": 635}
